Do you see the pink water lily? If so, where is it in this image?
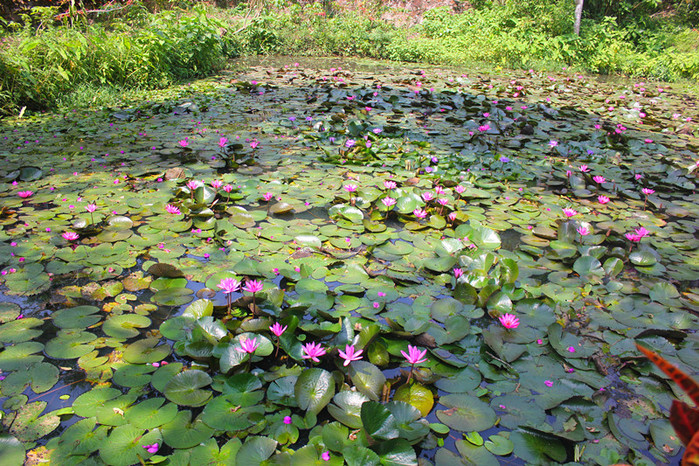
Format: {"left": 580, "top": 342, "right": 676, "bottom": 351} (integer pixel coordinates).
{"left": 453, "top": 268, "right": 463, "bottom": 278}
{"left": 165, "top": 204, "right": 181, "bottom": 215}
{"left": 18, "top": 191, "right": 33, "bottom": 198}
{"left": 179, "top": 139, "right": 189, "bottom": 147}
{"left": 421, "top": 192, "right": 434, "bottom": 202}
{"left": 593, "top": 176, "right": 605, "bottom": 184}
{"left": 577, "top": 226, "right": 589, "bottom": 236}
{"left": 384, "top": 180, "right": 397, "bottom": 189}
{"left": 598, "top": 195, "right": 610, "bottom": 204}
{"left": 499, "top": 313, "right": 520, "bottom": 329}
{"left": 218, "top": 137, "right": 228, "bottom": 148}
{"left": 237, "top": 337, "right": 259, "bottom": 354}
{"left": 413, "top": 208, "right": 428, "bottom": 219}
{"left": 243, "top": 279, "right": 264, "bottom": 294}
{"left": 401, "top": 345, "right": 428, "bottom": 365}
{"left": 142, "top": 443, "right": 159, "bottom": 454}
{"left": 579, "top": 165, "right": 590, "bottom": 172}
{"left": 85, "top": 203, "right": 97, "bottom": 212}
{"left": 562, "top": 208, "right": 578, "bottom": 217}
{"left": 302, "top": 342, "right": 326, "bottom": 362}
{"left": 382, "top": 197, "right": 396, "bottom": 207}
{"left": 218, "top": 278, "right": 240, "bottom": 294}
{"left": 62, "top": 232, "right": 79, "bottom": 241}
{"left": 263, "top": 192, "right": 274, "bottom": 201}
{"left": 269, "top": 322, "right": 287, "bottom": 337}
{"left": 344, "top": 184, "right": 357, "bottom": 193}
{"left": 642, "top": 188, "right": 655, "bottom": 195}
{"left": 338, "top": 344, "right": 364, "bottom": 366}
{"left": 212, "top": 180, "right": 223, "bottom": 189}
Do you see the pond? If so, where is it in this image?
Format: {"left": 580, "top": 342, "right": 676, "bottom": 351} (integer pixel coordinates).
{"left": 0, "top": 57, "right": 697, "bottom": 465}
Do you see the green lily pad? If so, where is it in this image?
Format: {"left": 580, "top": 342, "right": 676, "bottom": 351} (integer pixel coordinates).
{"left": 436, "top": 394, "right": 496, "bottom": 432}
{"left": 99, "top": 424, "right": 162, "bottom": 466}
{"left": 295, "top": 368, "right": 335, "bottom": 415}
{"left": 163, "top": 370, "right": 213, "bottom": 407}
{"left": 102, "top": 314, "right": 151, "bottom": 339}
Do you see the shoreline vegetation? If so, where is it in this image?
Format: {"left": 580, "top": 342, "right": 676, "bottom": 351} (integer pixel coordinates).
{"left": 0, "top": 0, "right": 698, "bottom": 115}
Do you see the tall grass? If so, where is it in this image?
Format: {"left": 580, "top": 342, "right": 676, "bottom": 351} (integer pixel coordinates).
{"left": 1, "top": 0, "right": 698, "bottom": 115}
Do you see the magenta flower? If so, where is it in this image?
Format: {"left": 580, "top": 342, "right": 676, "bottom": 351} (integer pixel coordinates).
{"left": 186, "top": 180, "right": 199, "bottom": 190}
{"left": 453, "top": 268, "right": 463, "bottom": 278}
{"left": 219, "top": 137, "right": 228, "bottom": 148}
{"left": 283, "top": 416, "right": 292, "bottom": 425}
{"left": 598, "top": 195, "right": 610, "bottom": 204}
{"left": 635, "top": 227, "right": 649, "bottom": 238}
{"left": 434, "top": 186, "right": 445, "bottom": 195}
{"left": 413, "top": 208, "right": 428, "bottom": 219}
{"left": 212, "top": 180, "right": 223, "bottom": 189}
{"left": 641, "top": 188, "right": 655, "bottom": 195}
{"left": 269, "top": 322, "right": 287, "bottom": 337}
{"left": 345, "top": 139, "right": 356, "bottom": 148}
{"left": 321, "top": 451, "right": 331, "bottom": 461}
{"left": 544, "top": 380, "right": 553, "bottom": 387}
{"left": 384, "top": 180, "right": 397, "bottom": 189}
{"left": 421, "top": 192, "right": 434, "bottom": 202}
{"left": 625, "top": 233, "right": 642, "bottom": 242}
{"left": 381, "top": 197, "right": 396, "bottom": 208}
{"left": 18, "top": 191, "right": 33, "bottom": 198}
{"left": 448, "top": 212, "right": 457, "bottom": 222}
{"left": 179, "top": 139, "right": 189, "bottom": 147}
{"left": 455, "top": 185, "right": 465, "bottom": 194}
{"left": 250, "top": 140, "right": 259, "bottom": 149}
{"left": 142, "top": 443, "right": 159, "bottom": 454}
{"left": 577, "top": 226, "right": 589, "bottom": 236}
{"left": 478, "top": 124, "right": 490, "bottom": 132}
{"left": 401, "top": 345, "right": 428, "bottom": 365}
{"left": 567, "top": 346, "right": 576, "bottom": 353}
{"left": 85, "top": 203, "right": 97, "bottom": 213}
{"left": 165, "top": 204, "right": 181, "bottom": 215}
{"left": 302, "top": 342, "right": 326, "bottom": 362}
{"left": 549, "top": 140, "right": 558, "bottom": 147}
{"left": 243, "top": 279, "right": 264, "bottom": 294}
{"left": 499, "top": 313, "right": 520, "bottom": 329}
{"left": 338, "top": 344, "right": 364, "bottom": 366}
{"left": 579, "top": 165, "right": 590, "bottom": 172}
{"left": 223, "top": 184, "right": 233, "bottom": 193}
{"left": 344, "top": 184, "right": 357, "bottom": 193}
{"left": 593, "top": 176, "right": 605, "bottom": 184}
{"left": 635, "top": 174, "right": 643, "bottom": 180}
{"left": 62, "top": 232, "right": 79, "bottom": 241}
{"left": 437, "top": 198, "right": 449, "bottom": 206}
{"left": 237, "top": 337, "right": 259, "bottom": 354}
{"left": 218, "top": 278, "right": 241, "bottom": 294}
{"left": 562, "top": 208, "right": 578, "bottom": 217}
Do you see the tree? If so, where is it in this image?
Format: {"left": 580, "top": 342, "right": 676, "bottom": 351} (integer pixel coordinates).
{"left": 574, "top": 0, "right": 584, "bottom": 35}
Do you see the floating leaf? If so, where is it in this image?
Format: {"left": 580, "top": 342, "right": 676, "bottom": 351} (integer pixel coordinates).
{"left": 163, "top": 370, "right": 213, "bottom": 407}
{"left": 295, "top": 368, "right": 335, "bottom": 415}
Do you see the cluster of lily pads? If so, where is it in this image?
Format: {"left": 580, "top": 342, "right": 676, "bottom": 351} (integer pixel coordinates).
{"left": 0, "top": 58, "right": 697, "bottom": 465}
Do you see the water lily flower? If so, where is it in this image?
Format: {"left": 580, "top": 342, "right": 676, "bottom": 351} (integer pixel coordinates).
{"left": 549, "top": 140, "right": 558, "bottom": 147}
{"left": 413, "top": 208, "right": 428, "bottom": 219}
{"left": 544, "top": 380, "right": 553, "bottom": 387}
{"left": 263, "top": 192, "right": 274, "bottom": 201}
{"left": 562, "top": 208, "right": 578, "bottom": 217}
{"left": 218, "top": 278, "right": 241, "bottom": 294}
{"left": 455, "top": 185, "right": 465, "bottom": 194}
{"left": 635, "top": 227, "right": 649, "bottom": 238}
{"left": 212, "top": 180, "right": 223, "bottom": 189}
{"left": 218, "top": 137, "right": 228, "bottom": 148}
{"left": 577, "top": 226, "right": 589, "bottom": 236}
{"left": 283, "top": 416, "right": 292, "bottom": 425}
{"left": 598, "top": 195, "right": 610, "bottom": 204}
{"left": 635, "top": 174, "right": 643, "bottom": 180}
{"left": 382, "top": 197, "right": 396, "bottom": 207}
{"left": 243, "top": 279, "right": 264, "bottom": 294}
{"left": 237, "top": 337, "right": 259, "bottom": 354}
{"left": 625, "top": 232, "right": 642, "bottom": 242}
{"left": 269, "top": 322, "right": 287, "bottom": 337}
{"left": 642, "top": 188, "right": 655, "bottom": 196}
{"left": 567, "top": 346, "right": 576, "bottom": 353}
{"left": 434, "top": 186, "right": 445, "bottom": 195}
{"left": 302, "top": 342, "right": 326, "bottom": 362}
{"left": 344, "top": 184, "right": 357, "bottom": 193}
{"left": 437, "top": 198, "right": 449, "bottom": 206}
{"left": 339, "top": 344, "right": 364, "bottom": 366}
{"left": 86, "top": 203, "right": 97, "bottom": 212}
{"left": 593, "top": 176, "right": 605, "bottom": 184}
{"left": 579, "top": 165, "right": 590, "bottom": 172}
{"left": 142, "top": 443, "right": 159, "bottom": 454}
{"left": 321, "top": 451, "right": 331, "bottom": 461}
{"left": 18, "top": 191, "right": 33, "bottom": 198}
{"left": 223, "top": 184, "right": 234, "bottom": 193}
{"left": 186, "top": 180, "right": 198, "bottom": 190}
{"left": 179, "top": 139, "right": 188, "bottom": 147}
{"left": 250, "top": 140, "right": 259, "bottom": 149}
{"left": 165, "top": 204, "right": 181, "bottom": 215}
{"left": 62, "top": 232, "right": 79, "bottom": 241}
{"left": 401, "top": 345, "right": 428, "bottom": 365}
{"left": 373, "top": 128, "right": 382, "bottom": 134}
{"left": 345, "top": 139, "right": 356, "bottom": 148}
{"left": 453, "top": 268, "right": 463, "bottom": 278}
{"left": 384, "top": 180, "right": 397, "bottom": 189}
{"left": 478, "top": 124, "right": 490, "bottom": 132}
{"left": 499, "top": 313, "right": 520, "bottom": 329}
{"left": 421, "top": 192, "right": 434, "bottom": 202}
{"left": 448, "top": 212, "right": 457, "bottom": 222}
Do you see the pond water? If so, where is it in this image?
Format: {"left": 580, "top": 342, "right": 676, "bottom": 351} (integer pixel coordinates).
{"left": 0, "top": 57, "right": 697, "bottom": 465}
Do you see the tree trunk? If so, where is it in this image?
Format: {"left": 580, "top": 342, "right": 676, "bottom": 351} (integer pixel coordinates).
{"left": 574, "top": 0, "right": 584, "bottom": 35}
